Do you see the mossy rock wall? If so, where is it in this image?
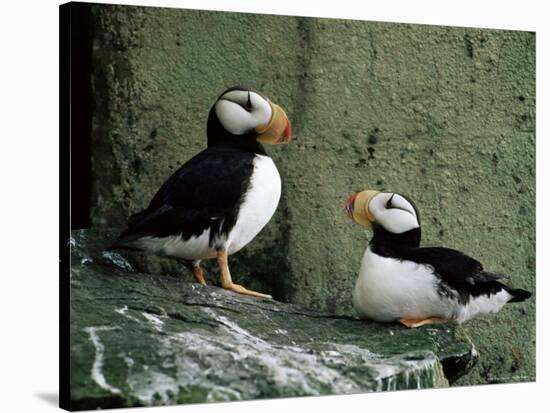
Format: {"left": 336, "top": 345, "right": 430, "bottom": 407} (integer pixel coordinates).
{"left": 84, "top": 4, "right": 535, "bottom": 386}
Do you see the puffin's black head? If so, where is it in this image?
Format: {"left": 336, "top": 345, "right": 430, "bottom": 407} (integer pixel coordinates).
{"left": 344, "top": 190, "right": 421, "bottom": 234}
{"left": 207, "top": 87, "right": 292, "bottom": 148}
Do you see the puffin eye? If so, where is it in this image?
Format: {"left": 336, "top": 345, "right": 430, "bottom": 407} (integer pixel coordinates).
{"left": 385, "top": 193, "right": 395, "bottom": 209}
{"left": 244, "top": 91, "right": 252, "bottom": 112}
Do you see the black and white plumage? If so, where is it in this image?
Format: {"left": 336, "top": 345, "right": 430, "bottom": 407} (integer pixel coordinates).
{"left": 344, "top": 190, "right": 531, "bottom": 327}
{"left": 108, "top": 87, "right": 292, "bottom": 299}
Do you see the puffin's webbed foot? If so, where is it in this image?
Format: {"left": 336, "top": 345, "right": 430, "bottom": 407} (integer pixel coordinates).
{"left": 216, "top": 249, "right": 272, "bottom": 299}
{"left": 223, "top": 282, "right": 272, "bottom": 299}
{"left": 191, "top": 263, "right": 207, "bottom": 286}
{"left": 399, "top": 317, "right": 448, "bottom": 328}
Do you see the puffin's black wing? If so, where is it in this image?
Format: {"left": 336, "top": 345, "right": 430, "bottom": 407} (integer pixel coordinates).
{"left": 404, "top": 247, "right": 530, "bottom": 303}
{"left": 109, "top": 146, "right": 256, "bottom": 248}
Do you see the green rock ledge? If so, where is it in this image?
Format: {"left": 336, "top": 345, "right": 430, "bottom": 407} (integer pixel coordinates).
{"left": 68, "top": 229, "right": 477, "bottom": 410}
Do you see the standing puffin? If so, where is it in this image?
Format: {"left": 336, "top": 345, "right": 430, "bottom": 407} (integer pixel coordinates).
{"left": 344, "top": 190, "right": 531, "bottom": 327}
{"left": 107, "top": 87, "right": 291, "bottom": 299}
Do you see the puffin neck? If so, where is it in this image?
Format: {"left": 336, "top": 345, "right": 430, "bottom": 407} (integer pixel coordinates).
{"left": 369, "top": 226, "right": 421, "bottom": 258}
{"left": 206, "top": 109, "right": 267, "bottom": 155}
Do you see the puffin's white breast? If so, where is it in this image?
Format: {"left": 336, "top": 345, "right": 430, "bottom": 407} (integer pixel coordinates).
{"left": 353, "top": 248, "right": 516, "bottom": 323}
{"left": 131, "top": 230, "right": 214, "bottom": 261}
{"left": 352, "top": 248, "right": 455, "bottom": 321}
{"left": 133, "top": 155, "right": 281, "bottom": 261}
{"left": 227, "top": 154, "right": 281, "bottom": 255}
{"left": 454, "top": 290, "right": 512, "bottom": 323}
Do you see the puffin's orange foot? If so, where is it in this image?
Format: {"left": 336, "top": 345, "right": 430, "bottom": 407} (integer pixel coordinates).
{"left": 399, "top": 317, "right": 448, "bottom": 328}
{"left": 191, "top": 266, "right": 207, "bottom": 286}
{"left": 216, "top": 249, "right": 272, "bottom": 299}
{"left": 222, "top": 283, "right": 272, "bottom": 299}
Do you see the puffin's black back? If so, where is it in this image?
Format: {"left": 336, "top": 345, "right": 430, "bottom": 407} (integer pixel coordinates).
{"left": 403, "top": 246, "right": 531, "bottom": 304}
{"left": 109, "top": 145, "right": 258, "bottom": 248}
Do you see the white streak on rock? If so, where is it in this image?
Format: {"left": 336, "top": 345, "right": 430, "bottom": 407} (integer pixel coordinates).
{"left": 81, "top": 257, "right": 93, "bottom": 265}
{"left": 142, "top": 312, "right": 165, "bottom": 332}
{"left": 84, "top": 326, "right": 121, "bottom": 394}
{"left": 206, "top": 385, "right": 242, "bottom": 402}
{"left": 101, "top": 251, "right": 134, "bottom": 271}
{"left": 127, "top": 370, "right": 178, "bottom": 404}
{"left": 114, "top": 305, "right": 140, "bottom": 323}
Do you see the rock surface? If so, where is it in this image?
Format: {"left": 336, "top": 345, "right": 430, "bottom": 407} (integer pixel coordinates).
{"left": 69, "top": 230, "right": 476, "bottom": 410}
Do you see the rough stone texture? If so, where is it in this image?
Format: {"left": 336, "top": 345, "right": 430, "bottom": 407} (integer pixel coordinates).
{"left": 86, "top": 5, "right": 535, "bottom": 386}
{"left": 70, "top": 229, "right": 476, "bottom": 410}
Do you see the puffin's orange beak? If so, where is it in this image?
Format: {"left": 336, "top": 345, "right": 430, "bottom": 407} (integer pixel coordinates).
{"left": 280, "top": 118, "right": 292, "bottom": 144}
{"left": 344, "top": 190, "right": 379, "bottom": 227}
{"left": 256, "top": 102, "right": 291, "bottom": 145}
{"left": 344, "top": 193, "right": 358, "bottom": 219}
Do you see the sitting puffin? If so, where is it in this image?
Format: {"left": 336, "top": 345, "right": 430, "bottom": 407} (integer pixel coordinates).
{"left": 344, "top": 190, "right": 531, "bottom": 327}
{"left": 107, "top": 87, "right": 291, "bottom": 299}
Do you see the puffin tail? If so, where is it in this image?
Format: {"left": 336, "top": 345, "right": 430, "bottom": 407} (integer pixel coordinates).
{"left": 105, "top": 231, "right": 146, "bottom": 252}
{"left": 506, "top": 287, "right": 532, "bottom": 303}
{"left": 106, "top": 209, "right": 152, "bottom": 252}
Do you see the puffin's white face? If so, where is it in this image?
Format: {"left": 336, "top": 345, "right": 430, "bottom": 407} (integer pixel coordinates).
{"left": 214, "top": 89, "right": 291, "bottom": 144}
{"left": 344, "top": 190, "right": 420, "bottom": 234}
{"left": 368, "top": 192, "right": 419, "bottom": 233}
{"left": 215, "top": 90, "right": 272, "bottom": 135}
